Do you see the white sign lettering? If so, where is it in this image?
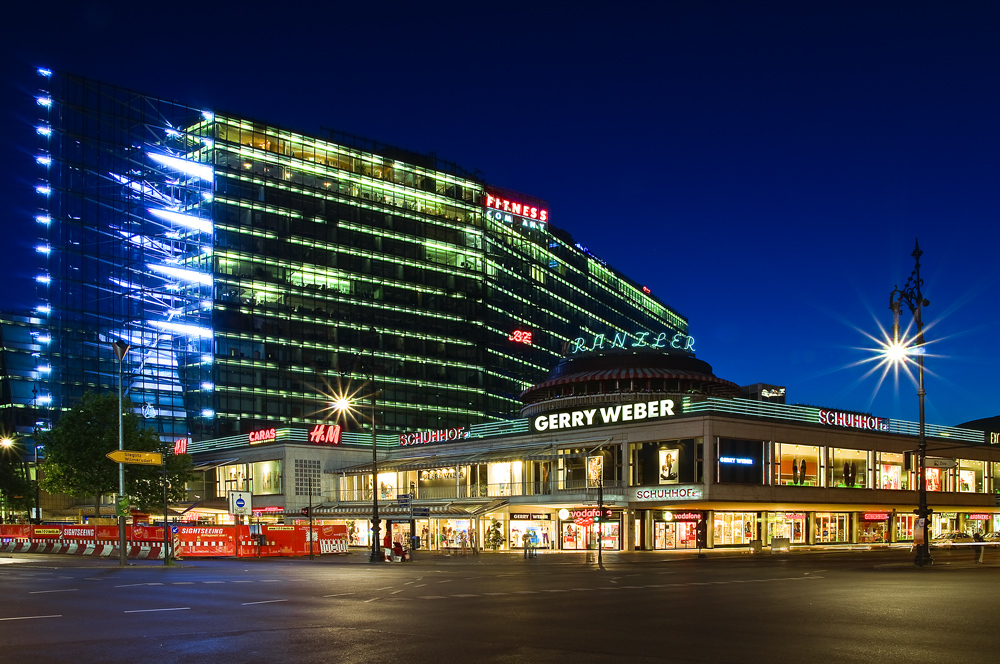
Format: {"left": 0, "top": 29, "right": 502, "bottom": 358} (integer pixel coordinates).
{"left": 631, "top": 486, "right": 703, "bottom": 502}
{"left": 532, "top": 400, "right": 677, "bottom": 433}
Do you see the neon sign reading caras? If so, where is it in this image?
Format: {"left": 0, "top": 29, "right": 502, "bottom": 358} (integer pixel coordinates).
{"left": 508, "top": 330, "right": 533, "bottom": 345}
{"left": 248, "top": 428, "right": 277, "bottom": 444}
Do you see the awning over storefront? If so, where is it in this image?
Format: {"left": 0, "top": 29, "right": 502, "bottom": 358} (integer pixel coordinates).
{"left": 190, "top": 458, "right": 240, "bottom": 472}
{"left": 311, "top": 499, "right": 509, "bottom": 519}
{"left": 330, "top": 440, "right": 611, "bottom": 477}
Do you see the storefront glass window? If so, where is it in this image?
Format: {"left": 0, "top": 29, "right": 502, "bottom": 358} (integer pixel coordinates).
{"left": 774, "top": 444, "right": 820, "bottom": 486}
{"left": 858, "top": 513, "right": 889, "bottom": 543}
{"left": 814, "top": 512, "right": 849, "bottom": 543}
{"left": 828, "top": 448, "right": 868, "bottom": 488}
{"left": 510, "top": 514, "right": 554, "bottom": 550}
{"left": 765, "top": 512, "right": 806, "bottom": 544}
{"left": 560, "top": 511, "right": 621, "bottom": 550}
{"left": 877, "top": 452, "right": 909, "bottom": 490}
{"left": 653, "top": 515, "right": 700, "bottom": 549}
{"left": 895, "top": 513, "right": 915, "bottom": 541}
{"left": 713, "top": 512, "right": 757, "bottom": 545}
{"left": 958, "top": 460, "right": 983, "bottom": 493}
{"left": 487, "top": 461, "right": 522, "bottom": 496}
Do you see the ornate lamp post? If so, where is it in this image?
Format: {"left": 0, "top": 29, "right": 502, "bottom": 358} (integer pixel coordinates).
{"left": 889, "top": 239, "right": 932, "bottom": 567}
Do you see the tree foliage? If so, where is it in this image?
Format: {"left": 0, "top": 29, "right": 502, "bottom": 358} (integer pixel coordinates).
{"left": 0, "top": 453, "right": 32, "bottom": 511}
{"left": 38, "top": 392, "right": 195, "bottom": 513}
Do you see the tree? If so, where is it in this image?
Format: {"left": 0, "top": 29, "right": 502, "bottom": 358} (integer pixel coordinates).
{"left": 485, "top": 517, "right": 506, "bottom": 551}
{"left": 0, "top": 450, "right": 32, "bottom": 518}
{"left": 37, "top": 392, "right": 195, "bottom": 516}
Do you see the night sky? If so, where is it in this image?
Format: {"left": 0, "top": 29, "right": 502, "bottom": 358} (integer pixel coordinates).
{"left": 3, "top": 2, "right": 998, "bottom": 427}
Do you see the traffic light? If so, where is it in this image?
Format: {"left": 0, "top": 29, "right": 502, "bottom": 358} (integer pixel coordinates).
{"left": 301, "top": 507, "right": 310, "bottom": 517}
{"left": 696, "top": 520, "right": 708, "bottom": 549}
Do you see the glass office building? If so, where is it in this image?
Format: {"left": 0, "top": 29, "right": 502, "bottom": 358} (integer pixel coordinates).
{"left": 27, "top": 69, "right": 687, "bottom": 442}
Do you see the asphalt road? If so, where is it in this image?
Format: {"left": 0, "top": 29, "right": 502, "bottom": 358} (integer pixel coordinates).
{"left": 1, "top": 548, "right": 997, "bottom": 663}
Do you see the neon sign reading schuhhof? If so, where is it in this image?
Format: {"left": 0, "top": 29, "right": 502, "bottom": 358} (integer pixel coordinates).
{"left": 569, "top": 330, "right": 695, "bottom": 355}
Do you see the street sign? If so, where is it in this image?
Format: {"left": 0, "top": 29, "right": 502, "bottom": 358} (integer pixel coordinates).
{"left": 228, "top": 490, "right": 252, "bottom": 516}
{"left": 397, "top": 493, "right": 411, "bottom": 507}
{"left": 412, "top": 507, "right": 430, "bottom": 518}
{"left": 926, "top": 458, "right": 958, "bottom": 469}
{"left": 106, "top": 449, "right": 163, "bottom": 466}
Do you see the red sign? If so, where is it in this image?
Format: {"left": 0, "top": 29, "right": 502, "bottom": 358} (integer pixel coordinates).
{"left": 862, "top": 512, "right": 890, "bottom": 521}
{"left": 485, "top": 192, "right": 548, "bottom": 222}
{"left": 569, "top": 508, "right": 613, "bottom": 521}
{"left": 968, "top": 513, "right": 991, "bottom": 520}
{"left": 672, "top": 512, "right": 702, "bottom": 521}
{"left": 174, "top": 437, "right": 188, "bottom": 455}
{"left": 508, "top": 330, "right": 533, "bottom": 345}
{"left": 252, "top": 506, "right": 285, "bottom": 513}
{"left": 399, "top": 427, "right": 468, "bottom": 446}
{"left": 309, "top": 424, "right": 342, "bottom": 445}
{"left": 248, "top": 427, "right": 277, "bottom": 444}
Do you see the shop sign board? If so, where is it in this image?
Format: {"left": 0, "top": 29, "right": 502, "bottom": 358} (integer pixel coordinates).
{"left": 818, "top": 409, "right": 888, "bottom": 432}
{"left": 399, "top": 426, "right": 469, "bottom": 446}
{"left": 532, "top": 399, "right": 679, "bottom": 433}
{"left": 567, "top": 330, "right": 695, "bottom": 355}
{"left": 968, "top": 513, "right": 991, "bottom": 520}
{"left": 862, "top": 512, "right": 890, "bottom": 521}
{"left": 631, "top": 485, "right": 703, "bottom": 502}
{"left": 248, "top": 427, "right": 277, "bottom": 444}
{"left": 511, "top": 513, "right": 551, "bottom": 520}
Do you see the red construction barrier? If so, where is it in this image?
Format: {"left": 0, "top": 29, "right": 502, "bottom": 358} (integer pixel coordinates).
{"left": 0, "top": 523, "right": 348, "bottom": 558}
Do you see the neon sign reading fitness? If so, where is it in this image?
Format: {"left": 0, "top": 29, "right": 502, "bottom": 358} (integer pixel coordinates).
{"left": 569, "top": 330, "right": 695, "bottom": 355}
{"left": 484, "top": 193, "right": 548, "bottom": 232}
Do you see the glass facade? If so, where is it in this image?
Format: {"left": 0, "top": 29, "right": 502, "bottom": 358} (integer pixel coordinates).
{"left": 29, "top": 71, "right": 688, "bottom": 441}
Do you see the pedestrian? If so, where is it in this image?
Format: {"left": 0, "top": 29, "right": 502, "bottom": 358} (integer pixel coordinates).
{"left": 522, "top": 531, "right": 531, "bottom": 558}
{"left": 383, "top": 529, "right": 392, "bottom": 562}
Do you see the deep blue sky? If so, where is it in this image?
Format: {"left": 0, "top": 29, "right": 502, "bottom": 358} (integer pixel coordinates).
{"left": 3, "top": 2, "right": 998, "bottom": 427}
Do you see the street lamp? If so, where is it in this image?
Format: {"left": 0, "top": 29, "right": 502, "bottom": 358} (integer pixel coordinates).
{"left": 331, "top": 367, "right": 382, "bottom": 563}
{"left": 112, "top": 339, "right": 130, "bottom": 567}
{"left": 888, "top": 239, "right": 932, "bottom": 567}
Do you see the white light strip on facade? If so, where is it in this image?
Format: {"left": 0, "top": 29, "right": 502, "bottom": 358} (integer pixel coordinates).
{"left": 149, "top": 320, "right": 214, "bottom": 338}
{"left": 146, "top": 263, "right": 213, "bottom": 286}
{"left": 148, "top": 208, "right": 213, "bottom": 233}
{"left": 147, "top": 152, "right": 214, "bottom": 182}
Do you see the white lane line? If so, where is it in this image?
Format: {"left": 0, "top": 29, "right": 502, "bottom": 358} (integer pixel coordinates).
{"left": 29, "top": 588, "right": 77, "bottom": 594}
{"left": 203, "top": 581, "right": 225, "bottom": 584}
{"left": 0, "top": 615, "right": 62, "bottom": 621}
{"left": 414, "top": 584, "right": 426, "bottom": 588}
{"left": 451, "top": 594, "right": 478, "bottom": 598}
{"left": 375, "top": 586, "right": 394, "bottom": 591}
{"left": 242, "top": 599, "right": 288, "bottom": 605}
{"left": 115, "top": 583, "right": 153, "bottom": 588}
{"left": 260, "top": 579, "right": 281, "bottom": 583}
{"left": 363, "top": 597, "right": 380, "bottom": 603}
{"left": 124, "top": 607, "right": 190, "bottom": 613}
{"left": 233, "top": 580, "right": 255, "bottom": 584}
{"left": 391, "top": 590, "right": 405, "bottom": 595}
{"left": 419, "top": 596, "right": 447, "bottom": 599}
{"left": 323, "top": 593, "right": 355, "bottom": 598}
{"left": 438, "top": 579, "right": 454, "bottom": 583}
{"left": 172, "top": 582, "right": 195, "bottom": 585}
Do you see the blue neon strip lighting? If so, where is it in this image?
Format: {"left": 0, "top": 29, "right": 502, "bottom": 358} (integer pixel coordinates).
{"left": 148, "top": 208, "right": 213, "bottom": 233}
{"left": 146, "top": 263, "right": 213, "bottom": 286}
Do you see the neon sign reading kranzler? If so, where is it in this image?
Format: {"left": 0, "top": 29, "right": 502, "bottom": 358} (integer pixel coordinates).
{"left": 568, "top": 330, "right": 695, "bottom": 354}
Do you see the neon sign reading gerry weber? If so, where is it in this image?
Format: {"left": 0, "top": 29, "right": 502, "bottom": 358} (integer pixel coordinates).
{"left": 532, "top": 400, "right": 678, "bottom": 433}
{"left": 569, "top": 330, "right": 695, "bottom": 354}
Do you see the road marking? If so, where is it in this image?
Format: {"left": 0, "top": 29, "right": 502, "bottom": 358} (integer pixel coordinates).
{"left": 115, "top": 583, "right": 154, "bottom": 588}
{"left": 540, "top": 589, "right": 568, "bottom": 593}
{"left": 363, "top": 597, "right": 380, "bottom": 603}
{"left": 242, "top": 599, "right": 288, "bottom": 605}
{"left": 29, "top": 588, "right": 77, "bottom": 594}
{"left": 512, "top": 590, "right": 538, "bottom": 594}
{"left": 124, "top": 607, "right": 190, "bottom": 613}
{"left": 391, "top": 590, "right": 405, "bottom": 595}
{"left": 233, "top": 580, "right": 254, "bottom": 583}
{"left": 323, "top": 593, "right": 355, "bottom": 598}
{"left": 481, "top": 592, "right": 507, "bottom": 596}
{"left": 261, "top": 579, "right": 281, "bottom": 583}
{"left": 203, "top": 581, "right": 225, "bottom": 584}
{"left": 414, "top": 584, "right": 426, "bottom": 588}
{"left": 451, "top": 594, "right": 478, "bottom": 598}
{"left": 419, "top": 596, "right": 447, "bottom": 599}
{"left": 0, "top": 615, "right": 61, "bottom": 621}
{"left": 438, "top": 579, "right": 453, "bottom": 583}
{"left": 172, "top": 582, "right": 195, "bottom": 585}
{"left": 376, "top": 586, "right": 394, "bottom": 591}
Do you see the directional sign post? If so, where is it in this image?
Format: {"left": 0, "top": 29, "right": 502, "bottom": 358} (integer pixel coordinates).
{"left": 106, "top": 450, "right": 163, "bottom": 466}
